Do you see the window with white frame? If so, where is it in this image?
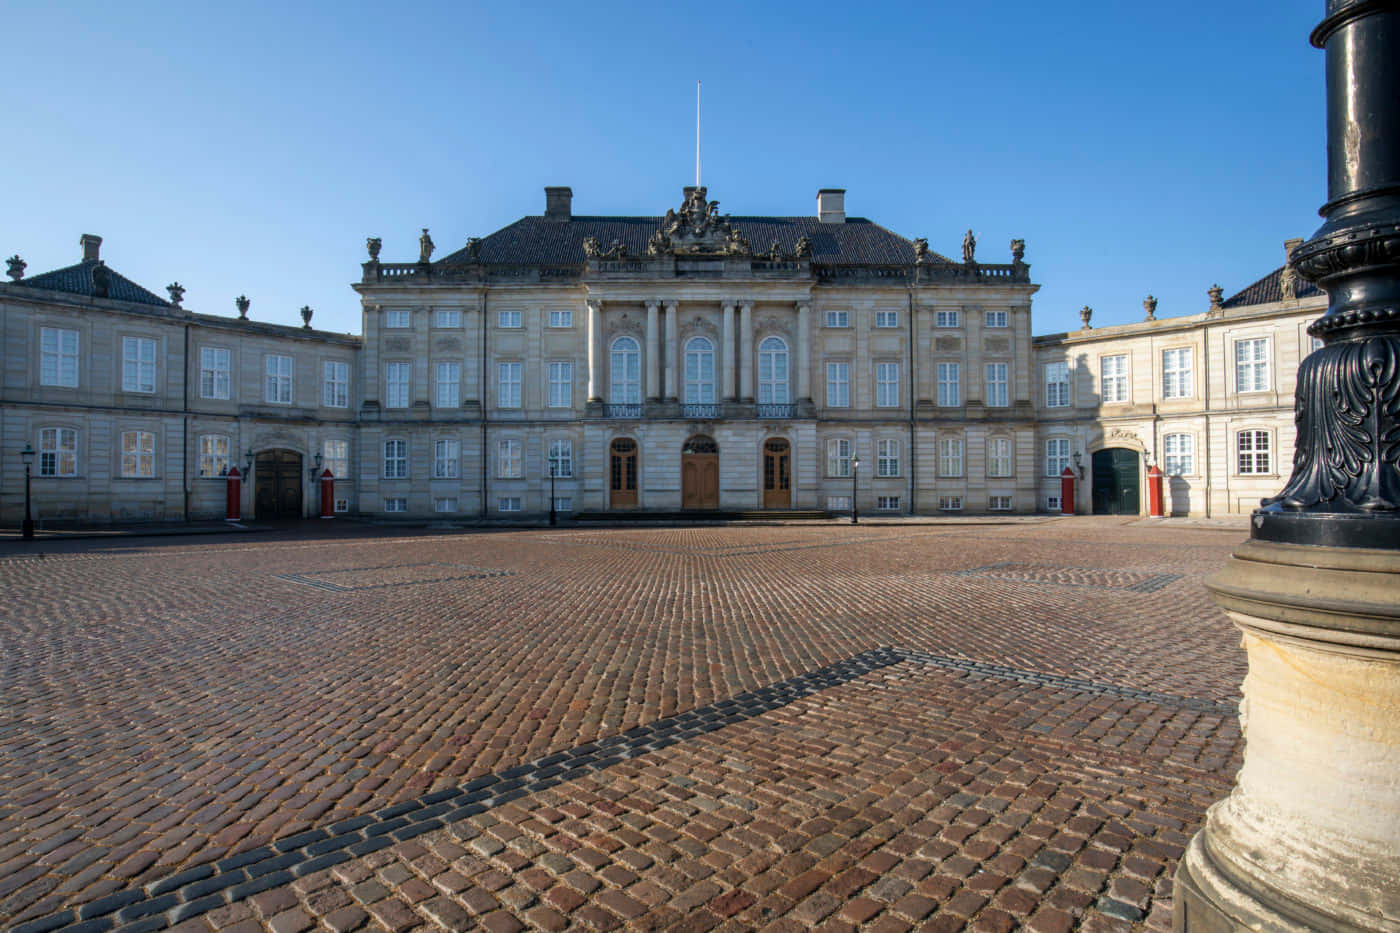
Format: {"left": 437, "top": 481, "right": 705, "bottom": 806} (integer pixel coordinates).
{"left": 988, "top": 437, "right": 1012, "bottom": 477}
{"left": 758, "top": 337, "right": 789, "bottom": 403}
{"left": 684, "top": 337, "right": 715, "bottom": 404}
{"left": 265, "top": 354, "right": 293, "bottom": 404}
{"left": 824, "top": 309, "right": 849, "bottom": 328}
{"left": 40, "top": 327, "right": 80, "bottom": 388}
{"left": 122, "top": 337, "right": 156, "bottom": 393}
{"left": 1101, "top": 354, "right": 1128, "bottom": 403}
{"left": 935, "top": 309, "right": 960, "bottom": 328}
{"left": 383, "top": 309, "right": 410, "bottom": 328}
{"left": 984, "top": 309, "right": 1008, "bottom": 328}
{"left": 939, "top": 437, "right": 964, "bottom": 477}
{"left": 877, "top": 439, "right": 900, "bottom": 477}
{"left": 323, "top": 360, "right": 349, "bottom": 408}
{"left": 1046, "top": 495, "right": 1061, "bottom": 511}
{"left": 826, "top": 438, "right": 853, "bottom": 477}
{"left": 609, "top": 338, "right": 640, "bottom": 404}
{"left": 384, "top": 497, "right": 407, "bottom": 512}
{"left": 939, "top": 496, "right": 962, "bottom": 511}
{"left": 323, "top": 439, "right": 348, "bottom": 479}
{"left": 875, "top": 362, "right": 900, "bottom": 408}
{"left": 549, "top": 309, "right": 573, "bottom": 328}
{"left": 989, "top": 495, "right": 1013, "bottom": 511}
{"left": 1162, "top": 348, "right": 1193, "bottom": 400}
{"left": 434, "top": 308, "right": 460, "bottom": 328}
{"left": 553, "top": 497, "right": 573, "bottom": 512}
{"left": 548, "top": 361, "right": 572, "bottom": 408}
{"left": 937, "top": 362, "right": 961, "bottom": 407}
{"left": 334, "top": 498, "right": 349, "bottom": 513}
{"left": 985, "top": 362, "right": 1009, "bottom": 407}
{"left": 826, "top": 362, "right": 850, "bottom": 408}
{"left": 383, "top": 439, "right": 408, "bottom": 479}
{"left": 1236, "top": 338, "right": 1270, "bottom": 393}
{"left": 1045, "top": 361, "right": 1069, "bottom": 408}
{"left": 1237, "top": 430, "right": 1271, "bottom": 474}
{"left": 498, "top": 361, "right": 523, "bottom": 408}
{"left": 200, "top": 347, "right": 231, "bottom": 400}
{"left": 877, "top": 496, "right": 900, "bottom": 510}
{"left": 1045, "top": 438, "right": 1071, "bottom": 477}
{"left": 198, "top": 434, "right": 229, "bottom": 477}
{"left": 385, "top": 362, "right": 410, "bottom": 409}
{"left": 875, "top": 310, "right": 898, "bottom": 328}
{"left": 120, "top": 430, "right": 155, "bottom": 478}
{"left": 38, "top": 427, "right": 77, "bottom": 476}
{"left": 1164, "top": 433, "right": 1194, "bottom": 475}
{"left": 498, "top": 497, "right": 521, "bottom": 512}
{"left": 436, "top": 362, "right": 461, "bottom": 409}
{"left": 434, "top": 438, "right": 460, "bottom": 479}
{"left": 497, "top": 309, "right": 522, "bottom": 329}
{"left": 434, "top": 497, "right": 458, "bottom": 513}
{"left": 827, "top": 496, "right": 852, "bottom": 511}
{"left": 549, "top": 439, "right": 573, "bottom": 477}
{"left": 497, "top": 439, "right": 522, "bottom": 478}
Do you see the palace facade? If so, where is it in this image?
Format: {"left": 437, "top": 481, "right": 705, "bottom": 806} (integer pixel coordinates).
{"left": 0, "top": 188, "right": 1325, "bottom": 525}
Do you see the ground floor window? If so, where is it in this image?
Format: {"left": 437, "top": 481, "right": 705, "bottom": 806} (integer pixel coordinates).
{"left": 1047, "top": 495, "right": 1061, "bottom": 511}
{"left": 434, "top": 497, "right": 457, "bottom": 513}
{"left": 989, "top": 496, "right": 1013, "bottom": 511}
{"left": 499, "top": 496, "right": 522, "bottom": 512}
{"left": 1164, "top": 433, "right": 1194, "bottom": 476}
{"left": 1237, "top": 430, "right": 1271, "bottom": 474}
{"left": 121, "top": 430, "right": 156, "bottom": 478}
{"left": 877, "top": 496, "right": 900, "bottom": 511}
{"left": 827, "top": 496, "right": 851, "bottom": 511}
{"left": 199, "top": 434, "right": 229, "bottom": 477}
{"left": 384, "top": 497, "right": 407, "bottom": 513}
{"left": 334, "top": 498, "right": 350, "bottom": 513}
{"left": 553, "top": 497, "right": 573, "bottom": 512}
{"left": 939, "top": 496, "right": 962, "bottom": 511}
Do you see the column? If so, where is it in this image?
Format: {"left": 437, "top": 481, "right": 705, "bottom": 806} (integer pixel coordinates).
{"left": 721, "top": 302, "right": 736, "bottom": 401}
{"left": 739, "top": 300, "right": 754, "bottom": 403}
{"left": 663, "top": 301, "right": 678, "bottom": 401}
{"left": 586, "top": 299, "right": 602, "bottom": 402}
{"left": 645, "top": 300, "right": 660, "bottom": 401}
{"left": 797, "top": 302, "right": 811, "bottom": 402}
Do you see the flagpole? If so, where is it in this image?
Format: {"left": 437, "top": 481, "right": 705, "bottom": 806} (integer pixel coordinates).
{"left": 696, "top": 80, "right": 701, "bottom": 187}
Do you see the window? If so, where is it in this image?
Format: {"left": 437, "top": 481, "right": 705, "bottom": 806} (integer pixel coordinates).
{"left": 1238, "top": 431, "right": 1271, "bottom": 474}
{"left": 40, "top": 327, "right": 80, "bottom": 388}
{"left": 385, "top": 362, "right": 410, "bottom": 409}
{"left": 199, "top": 347, "right": 231, "bottom": 400}
{"left": 609, "top": 338, "right": 640, "bottom": 404}
{"left": 383, "top": 439, "right": 408, "bottom": 479}
{"left": 323, "top": 360, "right": 349, "bottom": 408}
{"left": 877, "top": 496, "right": 900, "bottom": 510}
{"left": 549, "top": 310, "right": 573, "bottom": 328}
{"left": 498, "top": 497, "right": 522, "bottom": 512}
{"left": 684, "top": 337, "right": 715, "bottom": 404}
{"left": 827, "top": 496, "right": 852, "bottom": 511}
{"left": 434, "top": 438, "right": 460, "bottom": 479}
{"left": 937, "top": 362, "right": 961, "bottom": 407}
{"left": 1164, "top": 433, "right": 1194, "bottom": 475}
{"left": 1162, "top": 348, "right": 1193, "bottom": 400}
{"left": 552, "top": 497, "right": 573, "bottom": 512}
{"left": 435, "top": 309, "right": 460, "bottom": 328}
{"left": 549, "top": 440, "right": 573, "bottom": 477}
{"left": 985, "top": 363, "right": 1009, "bottom": 407}
{"left": 758, "top": 337, "right": 789, "bottom": 404}
{"left": 498, "top": 309, "right": 522, "bottom": 329}
{"left": 323, "top": 439, "right": 348, "bottom": 479}
{"left": 38, "top": 428, "right": 77, "bottom": 476}
{"left": 436, "top": 362, "right": 461, "bottom": 409}
{"left": 875, "top": 310, "right": 898, "bottom": 328}
{"left": 1236, "top": 338, "right": 1270, "bottom": 393}
{"left": 1047, "top": 496, "right": 1062, "bottom": 512}
{"left": 985, "top": 309, "right": 1008, "bottom": 328}
{"left": 122, "top": 337, "right": 156, "bottom": 393}
{"left": 824, "top": 310, "right": 849, "bottom": 328}
{"left": 988, "top": 437, "right": 1012, "bottom": 477}
{"left": 875, "top": 363, "right": 900, "bottom": 408}
{"left": 334, "top": 498, "right": 350, "bottom": 513}
{"left": 826, "top": 362, "right": 850, "bottom": 408}
{"left": 939, "top": 496, "right": 963, "bottom": 511}
{"left": 877, "top": 439, "right": 900, "bottom": 477}
{"left": 548, "top": 361, "right": 572, "bottom": 408}
{"left": 498, "top": 361, "right": 523, "bottom": 408}
{"left": 434, "top": 497, "right": 458, "bottom": 513}
{"left": 384, "top": 309, "right": 410, "bottom": 328}
{"left": 1045, "top": 439, "right": 1071, "bottom": 477}
{"left": 497, "top": 439, "right": 522, "bottom": 478}
{"left": 1045, "top": 362, "right": 1069, "bottom": 408}
{"left": 989, "top": 496, "right": 1013, "bottom": 511}
{"left": 198, "top": 435, "right": 229, "bottom": 477}
{"left": 827, "top": 438, "right": 853, "bottom": 477}
{"left": 120, "top": 430, "right": 155, "bottom": 478}
{"left": 1101, "top": 354, "right": 1128, "bottom": 404}
{"left": 384, "top": 497, "right": 407, "bottom": 513}
{"left": 935, "top": 309, "right": 960, "bottom": 328}
{"left": 939, "top": 437, "right": 963, "bottom": 477}
{"left": 265, "top": 354, "right": 293, "bottom": 404}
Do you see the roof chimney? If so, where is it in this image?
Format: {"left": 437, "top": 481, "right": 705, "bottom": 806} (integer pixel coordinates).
{"left": 1284, "top": 237, "right": 1304, "bottom": 263}
{"left": 544, "top": 187, "right": 572, "bottom": 221}
{"left": 80, "top": 234, "right": 102, "bottom": 263}
{"left": 817, "top": 189, "right": 846, "bottom": 224}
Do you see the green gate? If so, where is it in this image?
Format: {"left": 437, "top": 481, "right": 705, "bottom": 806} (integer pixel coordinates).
{"left": 1092, "top": 448, "right": 1140, "bottom": 515}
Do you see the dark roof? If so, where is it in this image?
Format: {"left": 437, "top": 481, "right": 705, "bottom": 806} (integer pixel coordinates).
{"left": 19, "top": 260, "right": 171, "bottom": 307}
{"left": 1222, "top": 264, "right": 1323, "bottom": 308}
{"left": 438, "top": 216, "right": 949, "bottom": 267}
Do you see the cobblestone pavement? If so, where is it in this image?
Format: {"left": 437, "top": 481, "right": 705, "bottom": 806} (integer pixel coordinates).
{"left": 0, "top": 518, "right": 1248, "bottom": 931}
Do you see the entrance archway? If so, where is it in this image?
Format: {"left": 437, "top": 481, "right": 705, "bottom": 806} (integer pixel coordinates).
{"left": 1092, "top": 447, "right": 1140, "bottom": 515}
{"left": 254, "top": 449, "right": 304, "bottom": 519}
{"left": 762, "top": 437, "right": 791, "bottom": 509}
{"left": 609, "top": 438, "right": 638, "bottom": 509}
{"left": 681, "top": 436, "right": 719, "bottom": 509}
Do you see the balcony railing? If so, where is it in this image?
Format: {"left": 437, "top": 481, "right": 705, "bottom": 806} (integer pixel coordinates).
{"left": 680, "top": 404, "right": 720, "bottom": 420}
{"left": 604, "top": 404, "right": 643, "bottom": 419}
{"left": 755, "top": 403, "right": 796, "bottom": 419}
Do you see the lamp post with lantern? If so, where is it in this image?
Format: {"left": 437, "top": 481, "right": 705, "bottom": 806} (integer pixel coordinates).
{"left": 850, "top": 457, "right": 860, "bottom": 525}
{"left": 21, "top": 443, "right": 35, "bottom": 540}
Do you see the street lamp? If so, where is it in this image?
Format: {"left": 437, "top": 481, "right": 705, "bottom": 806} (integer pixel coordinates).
{"left": 20, "top": 443, "right": 35, "bottom": 540}
{"left": 548, "top": 459, "right": 557, "bottom": 526}
{"left": 850, "top": 457, "right": 860, "bottom": 525}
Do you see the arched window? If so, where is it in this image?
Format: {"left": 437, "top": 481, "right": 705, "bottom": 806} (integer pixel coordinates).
{"left": 758, "top": 336, "right": 789, "bottom": 404}
{"left": 684, "top": 337, "right": 715, "bottom": 404}
{"left": 610, "top": 336, "right": 641, "bottom": 404}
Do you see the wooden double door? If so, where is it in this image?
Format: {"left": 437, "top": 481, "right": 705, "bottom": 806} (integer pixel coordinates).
{"left": 681, "top": 436, "right": 719, "bottom": 510}
{"left": 254, "top": 449, "right": 303, "bottom": 519}
{"left": 610, "top": 438, "right": 638, "bottom": 509}
{"left": 763, "top": 438, "right": 791, "bottom": 509}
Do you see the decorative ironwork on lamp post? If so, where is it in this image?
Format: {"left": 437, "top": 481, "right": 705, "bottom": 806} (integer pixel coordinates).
{"left": 21, "top": 443, "right": 35, "bottom": 540}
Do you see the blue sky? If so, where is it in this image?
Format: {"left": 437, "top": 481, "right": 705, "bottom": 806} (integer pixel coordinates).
{"left": 5, "top": 1, "right": 1325, "bottom": 335}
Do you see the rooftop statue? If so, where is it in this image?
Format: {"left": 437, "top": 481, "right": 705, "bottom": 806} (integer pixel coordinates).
{"left": 962, "top": 229, "right": 977, "bottom": 264}
{"left": 656, "top": 186, "right": 750, "bottom": 257}
{"left": 419, "top": 228, "right": 434, "bottom": 264}
{"left": 366, "top": 237, "right": 382, "bottom": 262}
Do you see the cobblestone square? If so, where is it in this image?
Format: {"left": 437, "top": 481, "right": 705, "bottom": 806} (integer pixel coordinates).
{"left": 0, "top": 518, "right": 1248, "bottom": 931}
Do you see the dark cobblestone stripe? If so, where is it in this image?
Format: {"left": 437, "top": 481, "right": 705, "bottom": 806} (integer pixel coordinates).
{"left": 952, "top": 561, "right": 1183, "bottom": 593}
{"left": 272, "top": 562, "right": 514, "bottom": 592}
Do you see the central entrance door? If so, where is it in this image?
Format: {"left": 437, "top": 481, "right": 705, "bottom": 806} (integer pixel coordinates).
{"left": 1092, "top": 447, "right": 1141, "bottom": 515}
{"left": 610, "top": 438, "right": 638, "bottom": 509}
{"left": 254, "top": 449, "right": 303, "bottom": 519}
{"left": 763, "top": 437, "right": 791, "bottom": 508}
{"left": 681, "top": 436, "right": 719, "bottom": 510}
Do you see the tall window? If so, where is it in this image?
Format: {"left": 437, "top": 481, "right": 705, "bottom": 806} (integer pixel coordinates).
{"left": 1162, "top": 348, "right": 1193, "bottom": 399}
{"left": 877, "top": 439, "right": 900, "bottom": 477}
{"left": 385, "top": 362, "right": 410, "bottom": 408}
{"left": 434, "top": 438, "right": 460, "bottom": 478}
{"left": 1238, "top": 431, "right": 1271, "bottom": 474}
{"left": 1045, "top": 362, "right": 1069, "bottom": 408}
{"left": 323, "top": 439, "right": 348, "bottom": 479}
{"left": 120, "top": 430, "right": 155, "bottom": 478}
{"left": 199, "top": 435, "right": 229, "bottom": 477}
{"left": 497, "top": 439, "right": 522, "bottom": 478}
{"left": 939, "top": 437, "right": 963, "bottom": 477}
{"left": 1045, "top": 438, "right": 1071, "bottom": 477}
{"left": 875, "top": 310, "right": 898, "bottom": 328}
{"left": 826, "top": 362, "right": 850, "bottom": 408}
{"left": 436, "top": 362, "right": 461, "bottom": 409}
{"left": 1101, "top": 354, "right": 1128, "bottom": 403}
{"left": 497, "top": 309, "right": 522, "bottom": 328}
{"left": 937, "top": 362, "right": 961, "bottom": 407}
{"left": 200, "top": 347, "right": 231, "bottom": 400}
{"left": 935, "top": 309, "right": 960, "bottom": 328}
{"left": 984, "top": 309, "right": 1008, "bottom": 328}
{"left": 383, "top": 439, "right": 408, "bottom": 479}
{"left": 40, "top": 327, "right": 80, "bottom": 388}
{"left": 435, "top": 308, "right": 460, "bottom": 328}
{"left": 988, "top": 437, "right": 1012, "bottom": 477}
{"left": 38, "top": 428, "right": 77, "bottom": 477}
{"left": 123, "top": 337, "right": 156, "bottom": 393}
{"left": 265, "top": 354, "right": 293, "bottom": 404}
{"left": 498, "top": 361, "right": 523, "bottom": 408}
{"left": 609, "top": 337, "right": 640, "bottom": 404}
{"left": 1164, "top": 433, "right": 1194, "bottom": 475}
{"left": 1236, "top": 338, "right": 1270, "bottom": 393}
{"left": 549, "top": 439, "right": 573, "bottom": 477}
{"left": 549, "top": 310, "right": 573, "bottom": 328}
{"left": 758, "top": 337, "right": 789, "bottom": 403}
{"left": 684, "top": 337, "right": 715, "bottom": 403}
{"left": 827, "top": 438, "right": 853, "bottom": 477}
{"left": 323, "top": 360, "right": 349, "bottom": 408}
{"left": 383, "top": 309, "right": 410, "bottom": 328}
{"left": 985, "top": 363, "right": 1009, "bottom": 407}
{"left": 548, "top": 361, "right": 572, "bottom": 408}
{"left": 875, "top": 363, "right": 900, "bottom": 408}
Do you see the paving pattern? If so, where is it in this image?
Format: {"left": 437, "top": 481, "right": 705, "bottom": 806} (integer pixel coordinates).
{"left": 0, "top": 519, "right": 1249, "bottom": 931}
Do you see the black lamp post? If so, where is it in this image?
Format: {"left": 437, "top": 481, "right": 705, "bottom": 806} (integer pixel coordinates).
{"left": 549, "top": 460, "right": 557, "bottom": 526}
{"left": 21, "top": 443, "right": 35, "bottom": 540}
{"left": 850, "top": 457, "right": 860, "bottom": 525}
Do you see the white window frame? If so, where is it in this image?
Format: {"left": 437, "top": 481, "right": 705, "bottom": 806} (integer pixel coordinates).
{"left": 383, "top": 309, "right": 411, "bottom": 328}
{"left": 987, "top": 437, "right": 1012, "bottom": 478}
{"left": 877, "top": 439, "right": 900, "bottom": 478}
{"left": 939, "top": 496, "right": 963, "bottom": 511}
{"left": 434, "top": 308, "right": 461, "bottom": 328}
{"left": 989, "top": 495, "right": 1013, "bottom": 511}
{"left": 498, "top": 496, "right": 522, "bottom": 512}
{"left": 609, "top": 338, "right": 640, "bottom": 405}
{"left": 498, "top": 361, "right": 523, "bottom": 409}
{"left": 1101, "top": 354, "right": 1129, "bottom": 404}
{"left": 549, "top": 439, "right": 573, "bottom": 478}
{"left": 984, "top": 309, "right": 1008, "bottom": 328}
{"left": 323, "top": 360, "right": 349, "bottom": 408}
{"left": 323, "top": 439, "right": 349, "bottom": 479}
{"left": 877, "top": 496, "right": 900, "bottom": 510}
{"left": 434, "top": 497, "right": 458, "bottom": 513}
{"left": 985, "top": 362, "right": 1009, "bottom": 407}
{"left": 1235, "top": 338, "right": 1271, "bottom": 394}
{"left": 758, "top": 337, "right": 789, "bottom": 404}
{"left": 937, "top": 362, "right": 961, "bottom": 407}
{"left": 935, "top": 309, "right": 960, "bottom": 328}
{"left": 1044, "top": 362, "right": 1069, "bottom": 408}
{"left": 434, "top": 438, "right": 460, "bottom": 479}
{"left": 383, "top": 439, "right": 408, "bottom": 479}
{"left": 497, "top": 309, "right": 522, "bottom": 329}
{"left": 875, "top": 362, "right": 900, "bottom": 408}
{"left": 40, "top": 327, "right": 80, "bottom": 388}
{"left": 497, "top": 439, "right": 522, "bottom": 478}
{"left": 1164, "top": 433, "right": 1194, "bottom": 476}
{"left": 1045, "top": 438, "right": 1071, "bottom": 477}
{"left": 826, "top": 438, "right": 853, "bottom": 478}
{"left": 824, "top": 309, "right": 850, "bottom": 328}
{"left": 122, "top": 336, "right": 157, "bottom": 394}
{"left": 874, "top": 310, "right": 898, "bottom": 328}
{"left": 200, "top": 347, "right": 231, "bottom": 400}
{"left": 265, "top": 354, "right": 293, "bottom": 405}
{"left": 1162, "top": 348, "right": 1193, "bottom": 400}
{"left": 198, "top": 434, "right": 230, "bottom": 478}
{"left": 552, "top": 496, "right": 573, "bottom": 512}
{"left": 548, "top": 361, "right": 572, "bottom": 409}
{"left": 436, "top": 361, "right": 461, "bottom": 409}
{"left": 385, "top": 362, "right": 411, "bottom": 409}
{"left": 684, "top": 337, "right": 716, "bottom": 404}
{"left": 384, "top": 497, "right": 407, "bottom": 513}
{"left": 120, "top": 430, "right": 156, "bottom": 478}
{"left": 826, "top": 361, "right": 850, "bottom": 408}
{"left": 1237, "top": 430, "right": 1272, "bottom": 475}
{"left": 1047, "top": 495, "right": 1062, "bottom": 512}
{"left": 548, "top": 309, "right": 573, "bottom": 328}
{"left": 939, "top": 437, "right": 964, "bottom": 477}
{"left": 38, "top": 427, "right": 77, "bottom": 477}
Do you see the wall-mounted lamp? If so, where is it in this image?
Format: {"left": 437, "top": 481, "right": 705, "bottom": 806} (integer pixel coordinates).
{"left": 312, "top": 452, "right": 324, "bottom": 478}
{"left": 1072, "top": 450, "right": 1085, "bottom": 479}
{"left": 244, "top": 450, "right": 254, "bottom": 476}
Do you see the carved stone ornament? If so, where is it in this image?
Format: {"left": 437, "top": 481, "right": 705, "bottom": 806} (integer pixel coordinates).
{"left": 1143, "top": 294, "right": 1158, "bottom": 320}
{"left": 583, "top": 236, "right": 602, "bottom": 259}
{"left": 464, "top": 237, "right": 482, "bottom": 261}
{"left": 687, "top": 315, "right": 719, "bottom": 339}
{"left": 167, "top": 282, "right": 185, "bottom": 307}
{"left": 91, "top": 262, "right": 110, "bottom": 298}
{"left": 767, "top": 241, "right": 783, "bottom": 261}
{"left": 435, "top": 337, "right": 462, "bottom": 352}
{"left": 384, "top": 336, "right": 411, "bottom": 352}
{"left": 984, "top": 336, "right": 1010, "bottom": 353}
{"left": 794, "top": 235, "right": 813, "bottom": 258}
{"left": 1010, "top": 238, "right": 1026, "bottom": 264}
{"left": 301, "top": 305, "right": 314, "bottom": 328}
{"left": 934, "top": 336, "right": 961, "bottom": 351}
{"left": 418, "top": 228, "right": 434, "bottom": 264}
{"left": 1079, "top": 305, "right": 1092, "bottom": 329}
{"left": 913, "top": 238, "right": 929, "bottom": 264}
{"left": 962, "top": 229, "right": 977, "bottom": 264}
{"left": 650, "top": 187, "right": 751, "bottom": 257}
{"left": 1208, "top": 283, "right": 1224, "bottom": 310}
{"left": 1279, "top": 264, "right": 1297, "bottom": 300}
{"left": 5, "top": 254, "right": 24, "bottom": 280}
{"left": 236, "top": 295, "right": 250, "bottom": 319}
{"left": 366, "top": 237, "right": 382, "bottom": 262}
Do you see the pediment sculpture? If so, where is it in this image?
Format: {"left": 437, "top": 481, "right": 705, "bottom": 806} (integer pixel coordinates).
{"left": 649, "top": 187, "right": 752, "bottom": 257}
